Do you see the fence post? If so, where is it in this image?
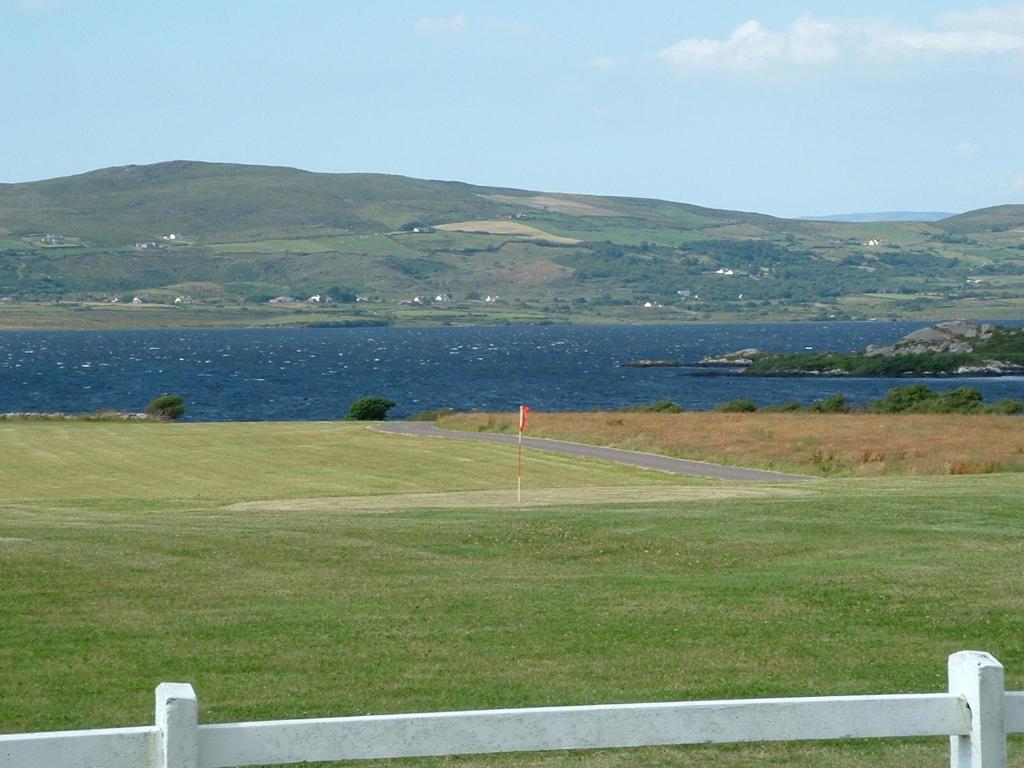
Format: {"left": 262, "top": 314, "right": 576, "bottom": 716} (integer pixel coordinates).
{"left": 155, "top": 683, "right": 199, "bottom": 768}
{"left": 948, "top": 651, "right": 1005, "bottom": 768}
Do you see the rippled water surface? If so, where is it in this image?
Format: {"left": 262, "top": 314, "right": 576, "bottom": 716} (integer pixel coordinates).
{"left": 2, "top": 322, "right": 1023, "bottom": 420}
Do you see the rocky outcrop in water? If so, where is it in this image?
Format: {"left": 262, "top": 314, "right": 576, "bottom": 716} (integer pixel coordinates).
{"left": 696, "top": 321, "right": 1024, "bottom": 377}
{"left": 622, "top": 359, "right": 682, "bottom": 368}
{"left": 695, "top": 348, "right": 761, "bottom": 367}
{"left": 865, "top": 320, "right": 996, "bottom": 356}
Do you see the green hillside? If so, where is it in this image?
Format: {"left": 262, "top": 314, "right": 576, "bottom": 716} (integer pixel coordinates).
{"left": 0, "top": 160, "right": 767, "bottom": 245}
{"left": 0, "top": 162, "right": 518, "bottom": 244}
{"left": 1, "top": 161, "right": 1023, "bottom": 327}
{"left": 938, "top": 204, "right": 1024, "bottom": 234}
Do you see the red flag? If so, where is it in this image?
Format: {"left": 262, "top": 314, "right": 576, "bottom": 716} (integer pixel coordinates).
{"left": 518, "top": 405, "right": 532, "bottom": 432}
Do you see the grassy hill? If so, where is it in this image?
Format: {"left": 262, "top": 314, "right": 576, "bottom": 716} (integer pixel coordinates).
{"left": 938, "top": 204, "right": 1024, "bottom": 234}
{"left": 2, "top": 161, "right": 1023, "bottom": 326}
{"left": 0, "top": 160, "right": 765, "bottom": 245}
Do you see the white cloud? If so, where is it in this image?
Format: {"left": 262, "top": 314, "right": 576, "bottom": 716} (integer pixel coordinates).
{"left": 659, "top": 20, "right": 785, "bottom": 71}
{"left": 954, "top": 141, "right": 978, "bottom": 156}
{"left": 786, "top": 16, "right": 843, "bottom": 63}
{"left": 416, "top": 14, "right": 468, "bottom": 34}
{"left": 657, "top": 17, "right": 843, "bottom": 72}
{"left": 656, "top": 7, "right": 1024, "bottom": 73}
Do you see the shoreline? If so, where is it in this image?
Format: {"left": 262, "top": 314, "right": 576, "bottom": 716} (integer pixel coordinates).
{"left": 3, "top": 300, "right": 1024, "bottom": 333}
{"left": 2, "top": 313, "right": 1021, "bottom": 334}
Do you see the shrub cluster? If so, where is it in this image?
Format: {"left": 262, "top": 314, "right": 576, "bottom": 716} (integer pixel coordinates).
{"left": 144, "top": 395, "right": 186, "bottom": 421}
{"left": 713, "top": 399, "right": 758, "bottom": 413}
{"left": 345, "top": 396, "right": 396, "bottom": 421}
{"left": 746, "top": 351, "right": 973, "bottom": 376}
{"left": 870, "top": 384, "right": 1022, "bottom": 414}
{"left": 713, "top": 386, "right": 1021, "bottom": 415}
{"left": 618, "top": 401, "right": 684, "bottom": 413}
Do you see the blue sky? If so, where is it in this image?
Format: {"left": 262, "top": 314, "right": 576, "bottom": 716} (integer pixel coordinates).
{"left": 2, "top": 1, "right": 1023, "bottom": 217}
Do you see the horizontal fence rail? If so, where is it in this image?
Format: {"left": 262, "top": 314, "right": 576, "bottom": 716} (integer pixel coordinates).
{"left": 1009, "top": 692, "right": 1024, "bottom": 732}
{"left": 1, "top": 651, "right": 1020, "bottom": 768}
{"left": 0, "top": 726, "right": 157, "bottom": 768}
{"left": 197, "top": 693, "right": 970, "bottom": 768}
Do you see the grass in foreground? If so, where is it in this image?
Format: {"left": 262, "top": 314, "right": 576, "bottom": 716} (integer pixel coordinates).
{"left": 0, "top": 421, "right": 701, "bottom": 500}
{"left": 439, "top": 411, "right": 1024, "bottom": 476}
{"left": 1, "top": 422, "right": 1023, "bottom": 767}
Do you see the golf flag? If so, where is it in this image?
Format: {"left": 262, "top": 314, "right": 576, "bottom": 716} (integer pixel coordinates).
{"left": 518, "top": 404, "right": 532, "bottom": 432}
{"left": 517, "top": 405, "right": 532, "bottom": 504}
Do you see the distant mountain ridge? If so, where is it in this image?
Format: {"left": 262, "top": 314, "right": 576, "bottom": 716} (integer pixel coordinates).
{"left": 0, "top": 160, "right": 768, "bottom": 246}
{"left": 1, "top": 160, "right": 1022, "bottom": 324}
{"left": 936, "top": 204, "right": 1024, "bottom": 233}
{"left": 799, "top": 212, "right": 956, "bottom": 223}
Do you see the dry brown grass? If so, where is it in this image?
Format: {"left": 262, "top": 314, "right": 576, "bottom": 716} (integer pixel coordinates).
{"left": 439, "top": 412, "right": 1024, "bottom": 476}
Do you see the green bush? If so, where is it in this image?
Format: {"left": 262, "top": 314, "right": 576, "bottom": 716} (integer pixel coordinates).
{"left": 714, "top": 399, "right": 758, "bottom": 413}
{"left": 869, "top": 384, "right": 1017, "bottom": 414}
{"left": 871, "top": 384, "right": 936, "bottom": 413}
{"left": 931, "top": 387, "right": 984, "bottom": 414}
{"left": 761, "top": 401, "right": 802, "bottom": 412}
{"left": 987, "top": 398, "right": 1024, "bottom": 415}
{"left": 144, "top": 395, "right": 186, "bottom": 421}
{"left": 807, "top": 393, "right": 849, "bottom": 413}
{"left": 345, "top": 396, "right": 396, "bottom": 421}
{"left": 620, "top": 401, "right": 684, "bottom": 413}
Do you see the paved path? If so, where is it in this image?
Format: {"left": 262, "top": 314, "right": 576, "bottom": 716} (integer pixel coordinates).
{"left": 377, "top": 422, "right": 814, "bottom": 483}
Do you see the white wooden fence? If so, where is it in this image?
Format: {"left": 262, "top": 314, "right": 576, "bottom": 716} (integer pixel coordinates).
{"left": 3, "top": 651, "right": 1022, "bottom": 768}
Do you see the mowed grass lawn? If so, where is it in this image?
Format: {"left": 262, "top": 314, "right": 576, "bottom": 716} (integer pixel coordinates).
{"left": 1, "top": 421, "right": 1023, "bottom": 767}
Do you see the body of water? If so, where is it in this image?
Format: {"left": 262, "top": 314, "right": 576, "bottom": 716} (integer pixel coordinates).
{"left": 2, "top": 322, "right": 1023, "bottom": 420}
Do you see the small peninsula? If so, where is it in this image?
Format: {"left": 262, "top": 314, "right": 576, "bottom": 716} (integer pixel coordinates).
{"left": 698, "top": 321, "right": 1024, "bottom": 376}
{"left": 622, "top": 359, "right": 682, "bottom": 368}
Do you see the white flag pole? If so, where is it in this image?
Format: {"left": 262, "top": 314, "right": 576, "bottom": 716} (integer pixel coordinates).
{"left": 517, "top": 406, "right": 523, "bottom": 504}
